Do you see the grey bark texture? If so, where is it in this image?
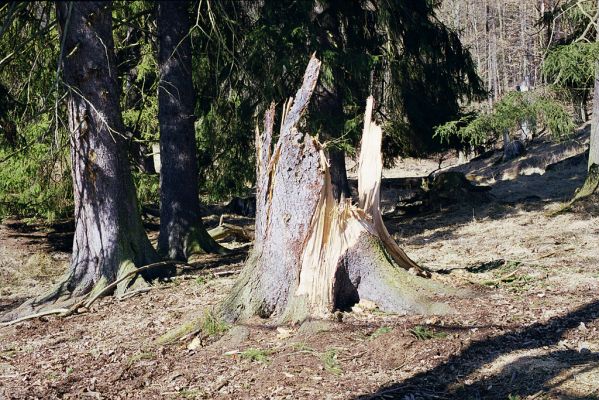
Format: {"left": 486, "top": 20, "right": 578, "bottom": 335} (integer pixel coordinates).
{"left": 590, "top": 0, "right": 599, "bottom": 170}
{"left": 223, "top": 58, "right": 325, "bottom": 320}
{"left": 220, "top": 56, "right": 450, "bottom": 324}
{"left": 55, "top": 1, "right": 158, "bottom": 298}
{"left": 156, "top": 1, "right": 224, "bottom": 260}
{"left": 592, "top": 70, "right": 599, "bottom": 170}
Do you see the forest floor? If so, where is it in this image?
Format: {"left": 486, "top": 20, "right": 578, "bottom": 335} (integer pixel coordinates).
{"left": 1, "top": 126, "right": 598, "bottom": 399}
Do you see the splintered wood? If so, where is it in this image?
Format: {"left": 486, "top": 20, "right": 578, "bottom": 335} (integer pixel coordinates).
{"left": 221, "top": 55, "right": 449, "bottom": 323}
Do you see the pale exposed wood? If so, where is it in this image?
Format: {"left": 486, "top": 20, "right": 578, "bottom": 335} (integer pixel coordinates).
{"left": 358, "top": 97, "right": 430, "bottom": 277}
{"left": 255, "top": 103, "right": 275, "bottom": 244}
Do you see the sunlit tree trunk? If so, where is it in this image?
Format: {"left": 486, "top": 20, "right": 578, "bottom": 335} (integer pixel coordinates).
{"left": 54, "top": 1, "right": 158, "bottom": 298}
{"left": 156, "top": 1, "right": 224, "bottom": 260}
{"left": 590, "top": 0, "right": 599, "bottom": 170}
{"left": 221, "top": 57, "right": 446, "bottom": 324}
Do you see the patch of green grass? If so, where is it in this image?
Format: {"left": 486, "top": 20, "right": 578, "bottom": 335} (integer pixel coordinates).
{"left": 466, "top": 259, "right": 506, "bottom": 273}
{"left": 507, "top": 395, "right": 522, "bottom": 400}
{"left": 46, "top": 372, "right": 59, "bottom": 381}
{"left": 321, "top": 348, "right": 342, "bottom": 375}
{"left": 291, "top": 342, "right": 314, "bottom": 352}
{"left": 240, "top": 348, "right": 271, "bottom": 363}
{"left": 201, "top": 310, "right": 230, "bottom": 337}
{"left": 409, "top": 325, "right": 447, "bottom": 341}
{"left": 194, "top": 275, "right": 212, "bottom": 286}
{"left": 0, "top": 347, "right": 17, "bottom": 358}
{"left": 178, "top": 388, "right": 201, "bottom": 398}
{"left": 156, "top": 310, "right": 229, "bottom": 346}
{"left": 503, "top": 260, "right": 522, "bottom": 271}
{"left": 370, "top": 326, "right": 392, "bottom": 340}
{"left": 156, "top": 318, "right": 201, "bottom": 345}
{"left": 479, "top": 259, "right": 536, "bottom": 292}
{"left": 483, "top": 273, "right": 534, "bottom": 292}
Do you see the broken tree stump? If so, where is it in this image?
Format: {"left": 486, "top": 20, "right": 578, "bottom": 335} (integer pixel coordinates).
{"left": 220, "top": 56, "right": 452, "bottom": 323}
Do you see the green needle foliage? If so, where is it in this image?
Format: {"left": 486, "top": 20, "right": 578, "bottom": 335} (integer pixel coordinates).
{"left": 540, "top": 0, "right": 599, "bottom": 122}
{"left": 0, "top": 2, "right": 70, "bottom": 220}
{"left": 435, "top": 90, "right": 574, "bottom": 147}
{"left": 543, "top": 42, "right": 599, "bottom": 90}
{"left": 0, "top": 0, "right": 484, "bottom": 218}
{"left": 190, "top": 0, "right": 485, "bottom": 194}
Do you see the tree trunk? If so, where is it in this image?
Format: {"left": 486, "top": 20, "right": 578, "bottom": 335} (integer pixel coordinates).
{"left": 313, "top": 80, "right": 352, "bottom": 200}
{"left": 53, "top": 1, "right": 158, "bottom": 298}
{"left": 590, "top": 0, "right": 599, "bottom": 170}
{"left": 310, "top": 2, "right": 351, "bottom": 201}
{"left": 156, "top": 1, "right": 225, "bottom": 260}
{"left": 220, "top": 56, "right": 447, "bottom": 324}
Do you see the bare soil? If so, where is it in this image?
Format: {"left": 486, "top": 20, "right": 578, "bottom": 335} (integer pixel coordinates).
{"left": 1, "top": 127, "right": 598, "bottom": 399}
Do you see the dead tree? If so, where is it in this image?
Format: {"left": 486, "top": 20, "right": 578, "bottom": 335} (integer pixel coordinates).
{"left": 220, "top": 56, "right": 450, "bottom": 323}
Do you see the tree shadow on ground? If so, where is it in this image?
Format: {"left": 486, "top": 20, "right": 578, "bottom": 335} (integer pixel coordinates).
{"left": 356, "top": 300, "right": 599, "bottom": 399}
{"left": 3, "top": 219, "right": 75, "bottom": 253}
{"left": 381, "top": 151, "right": 587, "bottom": 244}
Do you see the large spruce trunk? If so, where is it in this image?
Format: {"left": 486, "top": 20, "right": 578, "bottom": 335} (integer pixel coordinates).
{"left": 53, "top": 2, "right": 158, "bottom": 298}
{"left": 590, "top": 0, "right": 599, "bottom": 170}
{"left": 591, "top": 68, "right": 599, "bottom": 170}
{"left": 221, "top": 57, "right": 448, "bottom": 323}
{"left": 156, "top": 1, "right": 224, "bottom": 260}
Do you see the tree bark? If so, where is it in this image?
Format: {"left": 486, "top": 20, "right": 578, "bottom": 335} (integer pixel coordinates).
{"left": 310, "top": 2, "right": 351, "bottom": 201}
{"left": 54, "top": 1, "right": 158, "bottom": 298}
{"left": 313, "top": 80, "right": 352, "bottom": 200}
{"left": 220, "top": 56, "right": 447, "bottom": 324}
{"left": 590, "top": 0, "right": 599, "bottom": 170}
{"left": 156, "top": 1, "right": 225, "bottom": 260}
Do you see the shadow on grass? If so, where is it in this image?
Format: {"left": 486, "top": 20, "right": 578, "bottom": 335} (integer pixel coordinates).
{"left": 357, "top": 300, "right": 599, "bottom": 399}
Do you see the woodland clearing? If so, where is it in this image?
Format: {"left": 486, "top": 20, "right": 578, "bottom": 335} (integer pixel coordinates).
{"left": 0, "top": 125, "right": 598, "bottom": 400}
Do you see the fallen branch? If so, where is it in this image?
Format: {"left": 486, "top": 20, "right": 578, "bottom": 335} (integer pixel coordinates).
{"left": 212, "top": 269, "right": 240, "bottom": 277}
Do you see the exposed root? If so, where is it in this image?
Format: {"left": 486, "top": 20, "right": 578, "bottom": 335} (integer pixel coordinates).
{"left": 155, "top": 317, "right": 203, "bottom": 345}
{"left": 186, "top": 224, "right": 232, "bottom": 256}
{"left": 83, "top": 260, "right": 180, "bottom": 309}
{"left": 1, "top": 260, "right": 180, "bottom": 328}
{"left": 118, "top": 287, "right": 155, "bottom": 301}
